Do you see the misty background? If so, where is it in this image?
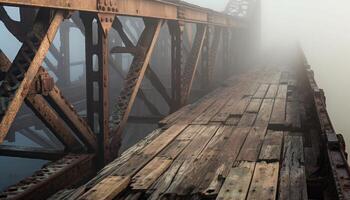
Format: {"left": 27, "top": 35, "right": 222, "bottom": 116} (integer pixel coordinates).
{"left": 189, "top": 0, "right": 350, "bottom": 148}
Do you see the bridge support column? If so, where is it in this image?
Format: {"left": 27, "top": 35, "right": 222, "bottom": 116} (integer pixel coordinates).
{"left": 57, "top": 21, "right": 71, "bottom": 87}
{"left": 201, "top": 26, "right": 210, "bottom": 91}
{"left": 81, "top": 13, "right": 112, "bottom": 164}
{"left": 201, "top": 26, "right": 222, "bottom": 91}
{"left": 169, "top": 21, "right": 183, "bottom": 112}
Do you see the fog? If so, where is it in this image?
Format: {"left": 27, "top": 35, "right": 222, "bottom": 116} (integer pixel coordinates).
{"left": 1, "top": 0, "right": 350, "bottom": 191}
{"left": 187, "top": 0, "right": 350, "bottom": 149}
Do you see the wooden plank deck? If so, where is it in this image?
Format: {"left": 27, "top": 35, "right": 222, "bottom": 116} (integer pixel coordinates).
{"left": 50, "top": 67, "right": 310, "bottom": 200}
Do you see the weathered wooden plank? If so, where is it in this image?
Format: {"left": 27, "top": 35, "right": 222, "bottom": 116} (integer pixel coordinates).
{"left": 286, "top": 167, "right": 308, "bottom": 200}
{"left": 259, "top": 130, "right": 283, "bottom": 161}
{"left": 172, "top": 126, "right": 251, "bottom": 196}
{"left": 254, "top": 99, "right": 274, "bottom": 127}
{"left": 247, "top": 162, "right": 279, "bottom": 200}
{"left": 142, "top": 124, "right": 188, "bottom": 155}
{"left": 141, "top": 126, "right": 206, "bottom": 196}
{"left": 286, "top": 101, "right": 302, "bottom": 130}
{"left": 197, "top": 126, "right": 234, "bottom": 159}
{"left": 157, "top": 125, "right": 204, "bottom": 160}
{"left": 276, "top": 84, "right": 288, "bottom": 99}
{"left": 279, "top": 135, "right": 307, "bottom": 200}
{"left": 82, "top": 129, "right": 162, "bottom": 190}
{"left": 131, "top": 157, "right": 172, "bottom": 190}
{"left": 282, "top": 135, "right": 305, "bottom": 166}
{"left": 159, "top": 104, "right": 191, "bottom": 126}
{"left": 265, "top": 84, "right": 279, "bottom": 99}
{"left": 147, "top": 161, "right": 182, "bottom": 200}
{"left": 211, "top": 96, "right": 242, "bottom": 122}
{"left": 199, "top": 127, "right": 252, "bottom": 195}
{"left": 115, "top": 124, "right": 187, "bottom": 176}
{"left": 216, "top": 161, "right": 255, "bottom": 200}
{"left": 211, "top": 79, "right": 259, "bottom": 122}
{"left": 253, "top": 84, "right": 269, "bottom": 98}
{"left": 174, "top": 124, "right": 203, "bottom": 141}
{"left": 237, "top": 113, "right": 257, "bottom": 127}
{"left": 269, "top": 98, "right": 287, "bottom": 129}
{"left": 246, "top": 98, "right": 263, "bottom": 113}
{"left": 176, "top": 125, "right": 220, "bottom": 162}
{"left": 237, "top": 126, "right": 267, "bottom": 161}
{"left": 78, "top": 176, "right": 130, "bottom": 200}
{"left": 230, "top": 96, "right": 251, "bottom": 116}
{"left": 225, "top": 116, "right": 241, "bottom": 126}
{"left": 157, "top": 139, "right": 191, "bottom": 159}
{"left": 280, "top": 72, "right": 289, "bottom": 84}
{"left": 270, "top": 72, "right": 282, "bottom": 84}
{"left": 245, "top": 83, "right": 260, "bottom": 96}
{"left": 165, "top": 125, "right": 222, "bottom": 195}
{"left": 192, "top": 92, "right": 232, "bottom": 125}
{"left": 176, "top": 93, "right": 218, "bottom": 124}
{"left": 165, "top": 125, "right": 219, "bottom": 194}
{"left": 202, "top": 164, "right": 226, "bottom": 196}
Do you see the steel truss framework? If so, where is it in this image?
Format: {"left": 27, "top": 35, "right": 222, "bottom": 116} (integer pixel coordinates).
{"left": 0, "top": 0, "right": 255, "bottom": 199}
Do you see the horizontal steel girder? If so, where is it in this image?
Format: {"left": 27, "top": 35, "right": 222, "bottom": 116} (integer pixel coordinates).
{"left": 0, "top": 0, "right": 242, "bottom": 27}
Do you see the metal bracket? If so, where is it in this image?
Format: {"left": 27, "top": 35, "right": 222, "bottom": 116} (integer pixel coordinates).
{"left": 35, "top": 71, "right": 54, "bottom": 96}
{"left": 97, "top": 0, "right": 116, "bottom": 35}
{"left": 177, "top": 7, "right": 186, "bottom": 28}
{"left": 98, "top": 13, "right": 115, "bottom": 36}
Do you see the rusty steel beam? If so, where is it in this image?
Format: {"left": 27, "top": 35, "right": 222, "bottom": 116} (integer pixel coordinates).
{"left": 0, "top": 144, "right": 64, "bottom": 160}
{"left": 207, "top": 27, "right": 222, "bottom": 85}
{"left": 81, "top": 13, "right": 112, "bottom": 163}
{"left": 137, "top": 89, "right": 163, "bottom": 116}
{"left": 0, "top": 154, "right": 95, "bottom": 200}
{"left": 25, "top": 95, "right": 84, "bottom": 152}
{"left": 57, "top": 21, "right": 71, "bottom": 86}
{"left": 109, "top": 56, "right": 163, "bottom": 117}
{"left": 45, "top": 83, "right": 98, "bottom": 152}
{"left": 69, "top": 14, "right": 163, "bottom": 119}
{"left": 200, "top": 26, "right": 210, "bottom": 90}
{"left": 168, "top": 21, "right": 183, "bottom": 112}
{"left": 0, "top": 10, "right": 64, "bottom": 143}
{"left": 0, "top": 49, "right": 83, "bottom": 152}
{"left": 180, "top": 24, "right": 207, "bottom": 105}
{"left": 112, "top": 18, "right": 172, "bottom": 108}
{"left": 110, "top": 19, "right": 162, "bottom": 158}
{"left": 0, "top": 0, "right": 240, "bottom": 27}
{"left": 222, "top": 28, "right": 230, "bottom": 77}
{"left": 145, "top": 68, "right": 172, "bottom": 107}
{"left": 0, "top": 6, "right": 27, "bottom": 42}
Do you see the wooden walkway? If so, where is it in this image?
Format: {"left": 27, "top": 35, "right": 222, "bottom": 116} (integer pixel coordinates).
{"left": 51, "top": 67, "right": 309, "bottom": 200}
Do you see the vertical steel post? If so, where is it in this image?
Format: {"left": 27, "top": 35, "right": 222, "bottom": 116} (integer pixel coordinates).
{"left": 81, "top": 14, "right": 110, "bottom": 164}
{"left": 168, "top": 21, "right": 183, "bottom": 112}
{"left": 58, "top": 21, "right": 70, "bottom": 86}
{"left": 201, "top": 26, "right": 210, "bottom": 91}
{"left": 222, "top": 28, "right": 230, "bottom": 79}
